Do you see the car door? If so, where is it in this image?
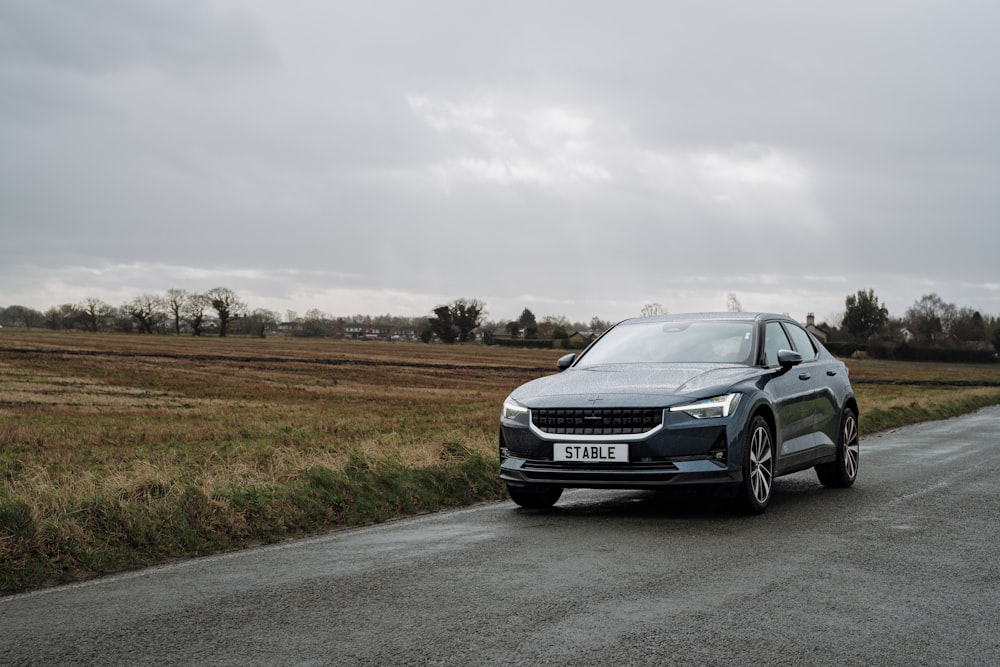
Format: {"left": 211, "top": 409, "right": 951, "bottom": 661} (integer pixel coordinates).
{"left": 761, "top": 320, "right": 818, "bottom": 471}
{"left": 783, "top": 321, "right": 841, "bottom": 453}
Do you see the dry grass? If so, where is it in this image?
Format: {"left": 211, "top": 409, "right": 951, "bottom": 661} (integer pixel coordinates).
{"left": 846, "top": 356, "right": 1000, "bottom": 384}
{"left": 856, "top": 383, "right": 1000, "bottom": 411}
{"left": 0, "top": 331, "right": 550, "bottom": 502}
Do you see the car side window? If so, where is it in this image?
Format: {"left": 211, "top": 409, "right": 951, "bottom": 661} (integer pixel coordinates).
{"left": 763, "top": 321, "right": 791, "bottom": 367}
{"left": 785, "top": 323, "right": 818, "bottom": 361}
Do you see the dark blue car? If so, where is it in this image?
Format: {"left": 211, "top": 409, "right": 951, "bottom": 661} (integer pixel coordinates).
{"left": 499, "top": 312, "right": 859, "bottom": 514}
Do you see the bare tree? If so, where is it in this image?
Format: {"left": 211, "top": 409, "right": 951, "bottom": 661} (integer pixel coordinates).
{"left": 589, "top": 316, "right": 612, "bottom": 333}
{"left": 206, "top": 287, "right": 246, "bottom": 337}
{"left": 641, "top": 303, "right": 666, "bottom": 317}
{"left": 726, "top": 292, "right": 743, "bottom": 312}
{"left": 951, "top": 308, "right": 986, "bottom": 342}
{"left": 242, "top": 309, "right": 280, "bottom": 338}
{"left": 183, "top": 293, "right": 211, "bottom": 336}
{"left": 538, "top": 315, "right": 570, "bottom": 339}
{"left": 300, "top": 309, "right": 333, "bottom": 337}
{"left": 80, "top": 298, "right": 115, "bottom": 332}
{"left": 163, "top": 289, "right": 189, "bottom": 335}
{"left": 904, "top": 293, "right": 956, "bottom": 344}
{"left": 124, "top": 294, "right": 165, "bottom": 334}
{"left": 1, "top": 305, "right": 45, "bottom": 329}
{"left": 44, "top": 304, "right": 80, "bottom": 330}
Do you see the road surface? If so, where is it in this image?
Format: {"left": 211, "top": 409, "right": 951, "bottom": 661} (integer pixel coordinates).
{"left": 3, "top": 407, "right": 999, "bottom": 666}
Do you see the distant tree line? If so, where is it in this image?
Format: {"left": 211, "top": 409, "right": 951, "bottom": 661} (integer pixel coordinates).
{"left": 0, "top": 291, "right": 609, "bottom": 344}
{"left": 423, "top": 300, "right": 614, "bottom": 345}
{"left": 0, "top": 288, "right": 266, "bottom": 337}
{"left": 821, "top": 289, "right": 999, "bottom": 362}
{"left": 6, "top": 287, "right": 995, "bottom": 358}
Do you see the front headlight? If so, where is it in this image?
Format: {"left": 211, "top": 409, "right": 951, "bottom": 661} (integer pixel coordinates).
{"left": 670, "top": 393, "right": 741, "bottom": 419}
{"left": 502, "top": 397, "right": 529, "bottom": 422}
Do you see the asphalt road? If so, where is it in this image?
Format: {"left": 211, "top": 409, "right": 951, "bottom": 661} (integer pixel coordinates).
{"left": 3, "top": 407, "right": 999, "bottom": 666}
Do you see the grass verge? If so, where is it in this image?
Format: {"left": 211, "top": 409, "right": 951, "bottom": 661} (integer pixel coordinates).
{"left": 859, "top": 390, "right": 1000, "bottom": 434}
{"left": 1, "top": 451, "right": 505, "bottom": 593}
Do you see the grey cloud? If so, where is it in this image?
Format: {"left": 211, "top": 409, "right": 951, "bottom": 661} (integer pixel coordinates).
{"left": 2, "top": 1, "right": 1000, "bottom": 323}
{"left": 0, "top": 0, "right": 274, "bottom": 75}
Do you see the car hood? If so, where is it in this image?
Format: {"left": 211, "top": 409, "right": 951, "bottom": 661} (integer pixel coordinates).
{"left": 509, "top": 363, "right": 762, "bottom": 408}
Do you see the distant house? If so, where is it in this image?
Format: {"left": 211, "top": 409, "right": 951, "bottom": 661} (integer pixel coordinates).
{"left": 941, "top": 333, "right": 963, "bottom": 347}
{"left": 804, "top": 313, "right": 827, "bottom": 344}
{"left": 568, "top": 330, "right": 598, "bottom": 347}
{"left": 364, "top": 326, "right": 390, "bottom": 340}
{"left": 340, "top": 324, "right": 403, "bottom": 341}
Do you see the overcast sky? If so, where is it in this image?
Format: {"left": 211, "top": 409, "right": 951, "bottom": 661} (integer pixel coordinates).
{"left": 2, "top": 1, "right": 998, "bottom": 326}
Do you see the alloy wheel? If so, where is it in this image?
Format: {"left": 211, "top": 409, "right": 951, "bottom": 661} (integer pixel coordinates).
{"left": 748, "top": 423, "right": 773, "bottom": 504}
{"left": 843, "top": 411, "right": 860, "bottom": 480}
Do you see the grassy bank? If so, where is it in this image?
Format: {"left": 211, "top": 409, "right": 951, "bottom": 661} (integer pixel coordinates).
{"left": 847, "top": 357, "right": 1000, "bottom": 432}
{"left": 2, "top": 331, "right": 999, "bottom": 593}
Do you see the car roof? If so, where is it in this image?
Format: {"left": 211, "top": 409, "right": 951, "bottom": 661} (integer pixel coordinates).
{"left": 618, "top": 312, "right": 792, "bottom": 325}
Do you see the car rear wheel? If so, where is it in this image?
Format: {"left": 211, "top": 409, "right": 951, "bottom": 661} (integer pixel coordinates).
{"left": 816, "top": 407, "right": 859, "bottom": 488}
{"left": 735, "top": 415, "right": 774, "bottom": 515}
{"left": 506, "top": 483, "right": 562, "bottom": 509}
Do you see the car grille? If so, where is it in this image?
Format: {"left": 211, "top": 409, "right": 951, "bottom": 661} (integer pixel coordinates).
{"left": 531, "top": 408, "right": 663, "bottom": 435}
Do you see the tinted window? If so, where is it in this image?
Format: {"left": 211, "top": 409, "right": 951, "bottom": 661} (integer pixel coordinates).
{"left": 763, "top": 321, "right": 792, "bottom": 367}
{"left": 785, "top": 323, "right": 818, "bottom": 361}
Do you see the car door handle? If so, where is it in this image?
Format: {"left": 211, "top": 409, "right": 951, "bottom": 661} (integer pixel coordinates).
{"left": 798, "top": 373, "right": 811, "bottom": 380}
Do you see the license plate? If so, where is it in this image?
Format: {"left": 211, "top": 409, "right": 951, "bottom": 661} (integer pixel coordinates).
{"left": 553, "top": 443, "right": 629, "bottom": 463}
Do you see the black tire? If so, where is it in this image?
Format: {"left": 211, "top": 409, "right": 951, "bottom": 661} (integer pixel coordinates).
{"left": 816, "top": 407, "right": 859, "bottom": 488}
{"left": 506, "top": 484, "right": 562, "bottom": 509}
{"left": 734, "top": 414, "right": 774, "bottom": 515}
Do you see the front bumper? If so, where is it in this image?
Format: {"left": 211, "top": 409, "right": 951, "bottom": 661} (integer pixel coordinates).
{"left": 499, "top": 415, "right": 743, "bottom": 491}
{"left": 500, "top": 455, "right": 737, "bottom": 489}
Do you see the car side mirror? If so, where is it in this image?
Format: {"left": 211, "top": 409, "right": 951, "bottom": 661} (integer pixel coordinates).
{"left": 557, "top": 353, "right": 577, "bottom": 371}
{"left": 777, "top": 349, "right": 803, "bottom": 367}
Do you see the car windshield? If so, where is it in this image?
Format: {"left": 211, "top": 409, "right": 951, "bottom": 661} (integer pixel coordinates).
{"left": 575, "top": 320, "right": 755, "bottom": 367}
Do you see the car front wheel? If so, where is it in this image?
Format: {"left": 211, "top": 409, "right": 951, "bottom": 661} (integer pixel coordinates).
{"left": 816, "top": 407, "right": 859, "bottom": 488}
{"left": 735, "top": 414, "right": 774, "bottom": 515}
{"left": 506, "top": 483, "right": 562, "bottom": 509}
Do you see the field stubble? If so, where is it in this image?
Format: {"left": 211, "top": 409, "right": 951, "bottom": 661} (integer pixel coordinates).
{"left": 2, "top": 331, "right": 999, "bottom": 592}
{"left": 0, "top": 332, "right": 553, "bottom": 591}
